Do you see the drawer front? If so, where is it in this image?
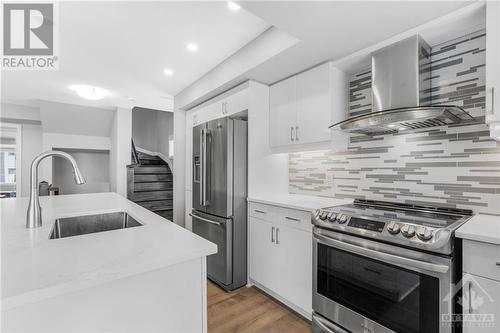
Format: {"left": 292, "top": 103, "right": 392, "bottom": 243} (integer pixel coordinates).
{"left": 463, "top": 240, "right": 500, "bottom": 282}
{"left": 274, "top": 206, "right": 312, "bottom": 232}
{"left": 248, "top": 202, "right": 276, "bottom": 221}
{"left": 248, "top": 201, "right": 313, "bottom": 232}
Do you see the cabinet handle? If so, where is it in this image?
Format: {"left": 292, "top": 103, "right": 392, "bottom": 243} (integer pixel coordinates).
{"left": 492, "top": 87, "right": 495, "bottom": 115}
{"left": 271, "top": 226, "right": 275, "bottom": 243}
{"left": 486, "top": 87, "right": 496, "bottom": 121}
{"left": 276, "top": 228, "right": 280, "bottom": 244}
{"left": 254, "top": 209, "right": 266, "bottom": 214}
{"left": 285, "top": 216, "right": 300, "bottom": 222}
{"left": 295, "top": 126, "right": 299, "bottom": 141}
{"left": 290, "top": 127, "right": 295, "bottom": 141}
{"left": 496, "top": 261, "right": 500, "bottom": 266}
{"left": 468, "top": 281, "right": 473, "bottom": 314}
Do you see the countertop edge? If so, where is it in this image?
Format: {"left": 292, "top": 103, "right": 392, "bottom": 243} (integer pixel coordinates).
{"left": 2, "top": 245, "right": 217, "bottom": 311}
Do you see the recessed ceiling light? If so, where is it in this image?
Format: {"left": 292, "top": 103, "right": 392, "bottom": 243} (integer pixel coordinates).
{"left": 70, "top": 84, "right": 109, "bottom": 100}
{"left": 127, "top": 96, "right": 136, "bottom": 102}
{"left": 187, "top": 43, "right": 199, "bottom": 52}
{"left": 227, "top": 1, "right": 241, "bottom": 11}
{"left": 164, "top": 68, "right": 174, "bottom": 76}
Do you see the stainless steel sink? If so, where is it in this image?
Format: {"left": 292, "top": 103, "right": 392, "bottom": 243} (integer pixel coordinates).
{"left": 49, "top": 212, "right": 143, "bottom": 239}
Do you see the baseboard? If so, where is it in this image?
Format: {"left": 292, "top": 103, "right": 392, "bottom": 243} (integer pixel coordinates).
{"left": 248, "top": 278, "right": 312, "bottom": 321}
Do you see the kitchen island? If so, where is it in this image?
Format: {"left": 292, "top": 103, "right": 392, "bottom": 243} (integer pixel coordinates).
{"left": 1, "top": 192, "right": 217, "bottom": 332}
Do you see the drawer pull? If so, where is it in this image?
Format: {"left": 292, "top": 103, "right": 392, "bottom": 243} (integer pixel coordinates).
{"left": 496, "top": 262, "right": 500, "bottom": 266}
{"left": 285, "top": 216, "right": 301, "bottom": 222}
{"left": 254, "top": 210, "right": 266, "bottom": 214}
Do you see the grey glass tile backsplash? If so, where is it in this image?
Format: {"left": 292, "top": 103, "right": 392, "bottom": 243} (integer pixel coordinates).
{"left": 289, "top": 30, "right": 500, "bottom": 214}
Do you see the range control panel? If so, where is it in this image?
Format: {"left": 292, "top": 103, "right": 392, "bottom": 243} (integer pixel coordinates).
{"left": 347, "top": 217, "right": 384, "bottom": 232}
{"left": 313, "top": 209, "right": 435, "bottom": 242}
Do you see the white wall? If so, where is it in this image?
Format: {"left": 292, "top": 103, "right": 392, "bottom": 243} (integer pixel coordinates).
{"left": 110, "top": 107, "right": 132, "bottom": 197}
{"left": 173, "top": 108, "right": 186, "bottom": 227}
{"left": 0, "top": 103, "right": 43, "bottom": 197}
{"left": 52, "top": 149, "right": 110, "bottom": 194}
{"left": 132, "top": 108, "right": 174, "bottom": 159}
{"left": 247, "top": 82, "right": 288, "bottom": 198}
{"left": 20, "top": 124, "right": 42, "bottom": 196}
{"left": 40, "top": 133, "right": 111, "bottom": 184}
{"left": 156, "top": 111, "right": 174, "bottom": 159}
{"left": 38, "top": 101, "right": 115, "bottom": 137}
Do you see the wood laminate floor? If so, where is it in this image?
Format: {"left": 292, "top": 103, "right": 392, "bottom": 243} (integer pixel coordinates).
{"left": 207, "top": 282, "right": 311, "bottom": 333}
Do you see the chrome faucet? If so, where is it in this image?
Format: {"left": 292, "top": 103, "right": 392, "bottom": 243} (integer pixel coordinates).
{"left": 26, "top": 150, "right": 86, "bottom": 229}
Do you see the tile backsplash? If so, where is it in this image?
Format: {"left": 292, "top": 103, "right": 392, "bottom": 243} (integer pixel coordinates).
{"left": 289, "top": 30, "right": 500, "bottom": 214}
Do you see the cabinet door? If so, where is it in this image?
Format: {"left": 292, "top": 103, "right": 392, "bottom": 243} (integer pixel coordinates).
{"left": 270, "top": 77, "right": 297, "bottom": 148}
{"left": 463, "top": 274, "right": 500, "bottom": 333}
{"left": 296, "top": 62, "right": 332, "bottom": 144}
{"left": 275, "top": 225, "right": 312, "bottom": 315}
{"left": 225, "top": 89, "right": 249, "bottom": 116}
{"left": 248, "top": 217, "right": 279, "bottom": 293}
{"left": 486, "top": 1, "right": 500, "bottom": 125}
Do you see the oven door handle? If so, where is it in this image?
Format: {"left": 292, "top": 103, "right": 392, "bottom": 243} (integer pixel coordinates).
{"left": 312, "top": 313, "right": 350, "bottom": 333}
{"left": 314, "top": 234, "right": 449, "bottom": 274}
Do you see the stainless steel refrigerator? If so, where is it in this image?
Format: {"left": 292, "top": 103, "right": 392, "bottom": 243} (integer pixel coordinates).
{"left": 191, "top": 117, "right": 247, "bottom": 291}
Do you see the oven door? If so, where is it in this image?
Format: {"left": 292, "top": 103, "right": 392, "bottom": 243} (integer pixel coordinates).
{"left": 313, "top": 227, "right": 454, "bottom": 333}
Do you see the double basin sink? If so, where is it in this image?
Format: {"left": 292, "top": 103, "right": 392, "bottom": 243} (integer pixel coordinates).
{"left": 49, "top": 211, "right": 143, "bottom": 239}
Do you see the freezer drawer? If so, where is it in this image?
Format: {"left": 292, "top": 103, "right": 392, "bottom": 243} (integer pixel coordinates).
{"left": 191, "top": 210, "right": 233, "bottom": 286}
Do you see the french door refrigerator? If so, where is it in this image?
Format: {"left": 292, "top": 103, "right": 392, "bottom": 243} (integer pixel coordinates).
{"left": 191, "top": 117, "right": 247, "bottom": 291}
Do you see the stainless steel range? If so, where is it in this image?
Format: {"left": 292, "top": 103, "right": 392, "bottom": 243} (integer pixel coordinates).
{"left": 311, "top": 199, "right": 473, "bottom": 333}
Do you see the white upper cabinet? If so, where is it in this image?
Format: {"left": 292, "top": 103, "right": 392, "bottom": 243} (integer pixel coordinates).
{"left": 269, "top": 62, "right": 349, "bottom": 152}
{"left": 486, "top": 0, "right": 500, "bottom": 139}
{"left": 269, "top": 77, "right": 297, "bottom": 147}
{"left": 296, "top": 63, "right": 332, "bottom": 144}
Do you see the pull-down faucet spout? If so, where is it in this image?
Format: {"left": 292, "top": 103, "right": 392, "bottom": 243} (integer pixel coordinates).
{"left": 26, "top": 150, "right": 86, "bottom": 229}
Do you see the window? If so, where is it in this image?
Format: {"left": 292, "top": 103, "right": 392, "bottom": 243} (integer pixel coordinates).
{"left": 0, "top": 124, "right": 21, "bottom": 196}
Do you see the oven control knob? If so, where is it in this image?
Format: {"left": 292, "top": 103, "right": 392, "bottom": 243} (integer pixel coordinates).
{"left": 327, "top": 212, "right": 337, "bottom": 222}
{"left": 387, "top": 222, "right": 401, "bottom": 235}
{"left": 314, "top": 209, "right": 321, "bottom": 219}
{"left": 320, "top": 211, "right": 328, "bottom": 220}
{"left": 337, "top": 214, "right": 348, "bottom": 224}
{"left": 401, "top": 224, "right": 416, "bottom": 238}
{"left": 416, "top": 227, "right": 433, "bottom": 241}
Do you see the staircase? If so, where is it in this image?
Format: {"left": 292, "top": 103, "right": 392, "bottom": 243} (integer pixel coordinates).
{"left": 127, "top": 147, "right": 173, "bottom": 221}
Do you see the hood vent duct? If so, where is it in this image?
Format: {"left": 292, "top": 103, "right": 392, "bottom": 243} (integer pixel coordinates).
{"left": 330, "top": 35, "right": 475, "bottom": 135}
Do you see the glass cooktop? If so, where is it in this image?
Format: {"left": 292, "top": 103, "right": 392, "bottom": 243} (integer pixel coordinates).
{"left": 325, "top": 199, "right": 472, "bottom": 228}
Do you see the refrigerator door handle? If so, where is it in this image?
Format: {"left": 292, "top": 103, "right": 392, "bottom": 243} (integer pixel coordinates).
{"left": 189, "top": 213, "right": 223, "bottom": 226}
{"left": 199, "top": 128, "right": 203, "bottom": 206}
{"left": 203, "top": 129, "right": 210, "bottom": 205}
{"left": 200, "top": 128, "right": 208, "bottom": 206}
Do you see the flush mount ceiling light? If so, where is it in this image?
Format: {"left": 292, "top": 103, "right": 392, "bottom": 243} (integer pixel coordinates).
{"left": 70, "top": 84, "right": 109, "bottom": 100}
{"left": 164, "top": 68, "right": 174, "bottom": 76}
{"left": 187, "top": 43, "right": 199, "bottom": 52}
{"left": 227, "top": 1, "right": 241, "bottom": 11}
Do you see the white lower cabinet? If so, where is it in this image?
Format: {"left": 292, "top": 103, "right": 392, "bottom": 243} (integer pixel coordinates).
{"left": 462, "top": 274, "right": 500, "bottom": 333}
{"left": 462, "top": 239, "right": 500, "bottom": 332}
{"left": 248, "top": 203, "right": 312, "bottom": 318}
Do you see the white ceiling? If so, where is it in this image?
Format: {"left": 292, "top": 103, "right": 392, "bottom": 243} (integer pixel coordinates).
{"left": 1, "top": 1, "right": 270, "bottom": 111}
{"left": 240, "top": 0, "right": 475, "bottom": 83}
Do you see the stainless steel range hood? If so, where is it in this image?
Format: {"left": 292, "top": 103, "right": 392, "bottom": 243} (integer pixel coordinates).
{"left": 330, "top": 35, "right": 475, "bottom": 135}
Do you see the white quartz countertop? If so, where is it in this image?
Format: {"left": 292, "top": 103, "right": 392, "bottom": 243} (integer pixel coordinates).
{"left": 247, "top": 193, "right": 352, "bottom": 212}
{"left": 456, "top": 213, "right": 500, "bottom": 245}
{"left": 1, "top": 192, "right": 217, "bottom": 310}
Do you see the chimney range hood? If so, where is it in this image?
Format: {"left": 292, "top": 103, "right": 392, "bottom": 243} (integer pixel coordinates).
{"left": 330, "top": 35, "right": 475, "bottom": 135}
